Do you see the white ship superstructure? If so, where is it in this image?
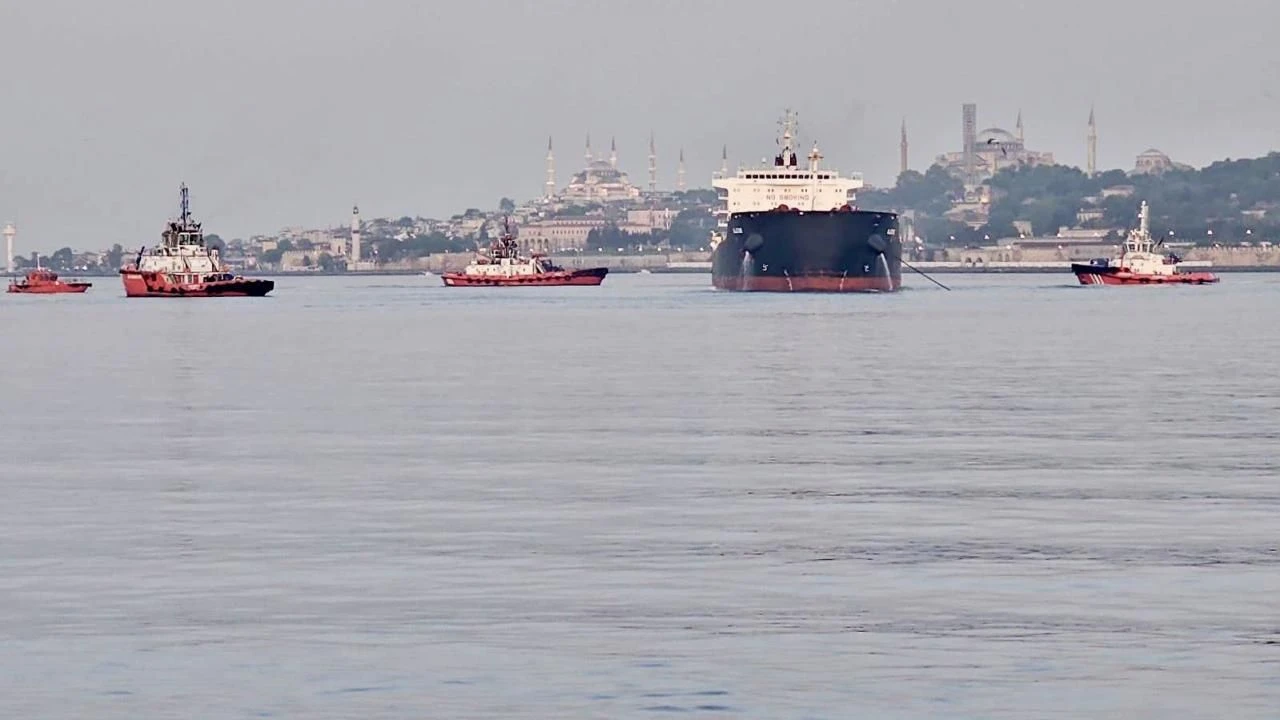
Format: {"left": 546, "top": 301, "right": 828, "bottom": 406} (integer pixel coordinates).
{"left": 459, "top": 230, "right": 556, "bottom": 278}
{"left": 710, "top": 110, "right": 864, "bottom": 247}
{"left": 1115, "top": 201, "right": 1168, "bottom": 273}
{"left": 132, "top": 184, "right": 230, "bottom": 280}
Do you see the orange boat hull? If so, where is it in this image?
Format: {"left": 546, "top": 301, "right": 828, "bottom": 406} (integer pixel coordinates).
{"left": 120, "top": 270, "right": 274, "bottom": 297}
{"left": 441, "top": 268, "right": 608, "bottom": 287}
{"left": 7, "top": 281, "right": 91, "bottom": 294}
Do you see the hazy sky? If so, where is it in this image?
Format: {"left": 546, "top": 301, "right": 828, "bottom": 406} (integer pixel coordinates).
{"left": 1, "top": 0, "right": 1276, "bottom": 251}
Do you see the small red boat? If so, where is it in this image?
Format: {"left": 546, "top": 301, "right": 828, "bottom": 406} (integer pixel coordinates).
{"left": 441, "top": 219, "right": 608, "bottom": 287}
{"left": 6, "top": 267, "right": 92, "bottom": 294}
{"left": 119, "top": 183, "right": 274, "bottom": 298}
{"left": 1072, "top": 201, "right": 1218, "bottom": 286}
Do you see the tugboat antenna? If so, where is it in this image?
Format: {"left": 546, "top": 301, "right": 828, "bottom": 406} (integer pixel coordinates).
{"left": 180, "top": 183, "right": 190, "bottom": 224}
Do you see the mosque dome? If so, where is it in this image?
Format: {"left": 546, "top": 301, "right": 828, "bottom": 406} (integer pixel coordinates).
{"left": 976, "top": 127, "right": 1017, "bottom": 145}
{"left": 572, "top": 161, "right": 629, "bottom": 185}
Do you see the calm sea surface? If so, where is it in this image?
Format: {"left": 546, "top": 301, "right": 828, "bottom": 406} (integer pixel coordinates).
{"left": 2, "top": 272, "right": 1278, "bottom": 719}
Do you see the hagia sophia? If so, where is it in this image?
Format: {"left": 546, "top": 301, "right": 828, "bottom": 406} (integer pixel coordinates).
{"left": 931, "top": 108, "right": 1057, "bottom": 183}
{"left": 909, "top": 103, "right": 1188, "bottom": 184}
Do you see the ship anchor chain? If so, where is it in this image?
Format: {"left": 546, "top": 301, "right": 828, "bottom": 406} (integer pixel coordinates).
{"left": 868, "top": 233, "right": 951, "bottom": 291}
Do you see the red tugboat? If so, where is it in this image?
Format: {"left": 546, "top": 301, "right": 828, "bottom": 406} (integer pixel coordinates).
{"left": 119, "top": 183, "right": 274, "bottom": 298}
{"left": 1072, "top": 201, "right": 1218, "bottom": 286}
{"left": 441, "top": 219, "right": 608, "bottom": 287}
{"left": 6, "top": 267, "right": 92, "bottom": 294}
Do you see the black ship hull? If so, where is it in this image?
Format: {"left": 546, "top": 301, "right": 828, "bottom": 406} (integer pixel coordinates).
{"left": 711, "top": 208, "right": 902, "bottom": 292}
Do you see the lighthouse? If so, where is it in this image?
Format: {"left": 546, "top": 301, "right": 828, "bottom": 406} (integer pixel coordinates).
{"left": 3, "top": 223, "right": 14, "bottom": 276}
{"left": 350, "top": 204, "right": 362, "bottom": 265}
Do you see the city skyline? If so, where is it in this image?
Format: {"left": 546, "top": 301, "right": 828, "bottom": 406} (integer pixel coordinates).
{"left": 2, "top": 0, "right": 1277, "bottom": 251}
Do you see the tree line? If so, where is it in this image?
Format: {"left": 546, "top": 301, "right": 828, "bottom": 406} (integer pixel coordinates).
{"left": 858, "top": 152, "right": 1280, "bottom": 245}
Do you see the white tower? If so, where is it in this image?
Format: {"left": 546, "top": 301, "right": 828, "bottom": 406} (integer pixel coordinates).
{"left": 1087, "top": 106, "right": 1098, "bottom": 177}
{"left": 648, "top": 131, "right": 657, "bottom": 193}
{"left": 544, "top": 136, "right": 555, "bottom": 198}
{"left": 1015, "top": 110, "right": 1024, "bottom": 144}
{"left": 676, "top": 148, "right": 686, "bottom": 192}
{"left": 585, "top": 134, "right": 592, "bottom": 165}
{"left": 350, "top": 204, "right": 362, "bottom": 264}
{"left": 3, "top": 223, "right": 14, "bottom": 275}
{"left": 609, "top": 136, "right": 617, "bottom": 168}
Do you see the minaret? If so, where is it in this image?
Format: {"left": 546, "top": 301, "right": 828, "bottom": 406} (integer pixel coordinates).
{"left": 585, "top": 134, "right": 592, "bottom": 165}
{"left": 350, "top": 204, "right": 362, "bottom": 264}
{"left": 609, "top": 136, "right": 617, "bottom": 168}
{"left": 544, "top": 136, "right": 555, "bottom": 198}
{"left": 676, "top": 148, "right": 686, "bottom": 192}
{"left": 961, "top": 103, "right": 978, "bottom": 187}
{"left": 3, "top": 223, "right": 15, "bottom": 276}
{"left": 647, "top": 131, "right": 657, "bottom": 193}
{"left": 1087, "top": 106, "right": 1098, "bottom": 177}
{"left": 1015, "top": 110, "right": 1024, "bottom": 144}
{"left": 899, "top": 118, "right": 909, "bottom": 176}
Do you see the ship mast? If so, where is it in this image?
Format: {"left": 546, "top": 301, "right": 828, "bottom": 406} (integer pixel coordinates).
{"left": 1126, "top": 200, "right": 1153, "bottom": 254}
{"left": 775, "top": 109, "right": 798, "bottom": 167}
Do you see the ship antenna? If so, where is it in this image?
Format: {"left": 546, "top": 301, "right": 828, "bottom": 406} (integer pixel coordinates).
{"left": 180, "top": 182, "right": 190, "bottom": 224}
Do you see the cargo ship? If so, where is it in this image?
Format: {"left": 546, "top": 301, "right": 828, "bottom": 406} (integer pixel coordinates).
{"left": 119, "top": 184, "right": 274, "bottom": 297}
{"left": 6, "top": 267, "right": 92, "bottom": 294}
{"left": 1072, "top": 201, "right": 1218, "bottom": 286}
{"left": 441, "top": 219, "right": 608, "bottom": 287}
{"left": 710, "top": 110, "right": 901, "bottom": 292}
